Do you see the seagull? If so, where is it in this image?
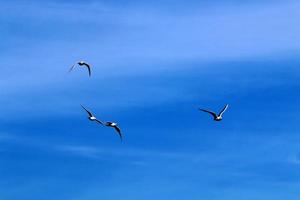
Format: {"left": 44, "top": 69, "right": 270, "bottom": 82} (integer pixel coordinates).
{"left": 104, "top": 122, "right": 122, "bottom": 141}
{"left": 81, "top": 105, "right": 103, "bottom": 124}
{"left": 69, "top": 61, "right": 91, "bottom": 77}
{"left": 198, "top": 104, "right": 229, "bottom": 121}
{"left": 81, "top": 105, "right": 123, "bottom": 141}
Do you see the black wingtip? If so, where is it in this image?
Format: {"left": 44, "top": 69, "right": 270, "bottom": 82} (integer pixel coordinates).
{"left": 118, "top": 131, "right": 123, "bottom": 143}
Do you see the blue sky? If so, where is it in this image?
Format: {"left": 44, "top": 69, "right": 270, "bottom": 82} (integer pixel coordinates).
{"left": 1, "top": 0, "right": 300, "bottom": 199}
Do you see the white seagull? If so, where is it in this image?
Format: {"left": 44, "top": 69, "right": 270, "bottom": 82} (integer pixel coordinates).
{"left": 69, "top": 61, "right": 91, "bottom": 77}
{"left": 81, "top": 105, "right": 123, "bottom": 141}
{"left": 198, "top": 104, "right": 229, "bottom": 121}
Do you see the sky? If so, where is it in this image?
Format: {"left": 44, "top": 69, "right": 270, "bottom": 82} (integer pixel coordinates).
{"left": 1, "top": 0, "right": 300, "bottom": 199}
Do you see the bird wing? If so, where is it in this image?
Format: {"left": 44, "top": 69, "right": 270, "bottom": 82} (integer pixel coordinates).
{"left": 82, "top": 63, "right": 91, "bottom": 77}
{"left": 95, "top": 119, "right": 104, "bottom": 125}
{"left": 113, "top": 126, "right": 123, "bottom": 141}
{"left": 69, "top": 63, "right": 77, "bottom": 73}
{"left": 218, "top": 104, "right": 229, "bottom": 117}
{"left": 198, "top": 108, "right": 218, "bottom": 118}
{"left": 81, "top": 105, "right": 93, "bottom": 117}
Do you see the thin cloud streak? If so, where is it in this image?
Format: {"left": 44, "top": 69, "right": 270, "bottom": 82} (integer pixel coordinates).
{"left": 56, "top": 144, "right": 202, "bottom": 161}
{"left": 1, "top": 0, "right": 299, "bottom": 98}
{"left": 1, "top": 0, "right": 299, "bottom": 105}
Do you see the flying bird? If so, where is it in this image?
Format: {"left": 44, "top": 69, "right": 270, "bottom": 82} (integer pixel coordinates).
{"left": 81, "top": 105, "right": 123, "bottom": 141}
{"left": 104, "top": 122, "right": 122, "bottom": 141}
{"left": 69, "top": 61, "right": 91, "bottom": 77}
{"left": 198, "top": 104, "right": 229, "bottom": 121}
{"left": 81, "top": 105, "right": 103, "bottom": 124}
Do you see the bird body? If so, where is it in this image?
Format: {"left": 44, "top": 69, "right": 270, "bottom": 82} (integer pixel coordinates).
{"left": 78, "top": 61, "right": 86, "bottom": 65}
{"left": 106, "top": 122, "right": 117, "bottom": 126}
{"left": 214, "top": 116, "right": 222, "bottom": 121}
{"left": 198, "top": 104, "right": 229, "bottom": 121}
{"left": 89, "top": 116, "right": 97, "bottom": 121}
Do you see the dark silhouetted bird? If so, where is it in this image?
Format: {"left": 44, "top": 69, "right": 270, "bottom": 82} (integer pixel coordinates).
{"left": 198, "top": 104, "right": 229, "bottom": 121}
{"left": 69, "top": 61, "right": 91, "bottom": 77}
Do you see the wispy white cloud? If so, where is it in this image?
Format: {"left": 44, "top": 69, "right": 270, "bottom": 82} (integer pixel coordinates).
{"left": 57, "top": 145, "right": 101, "bottom": 159}
{"left": 1, "top": 0, "right": 299, "bottom": 87}
{"left": 1, "top": 0, "right": 299, "bottom": 120}
{"left": 55, "top": 144, "right": 200, "bottom": 160}
{"left": 2, "top": 0, "right": 300, "bottom": 66}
